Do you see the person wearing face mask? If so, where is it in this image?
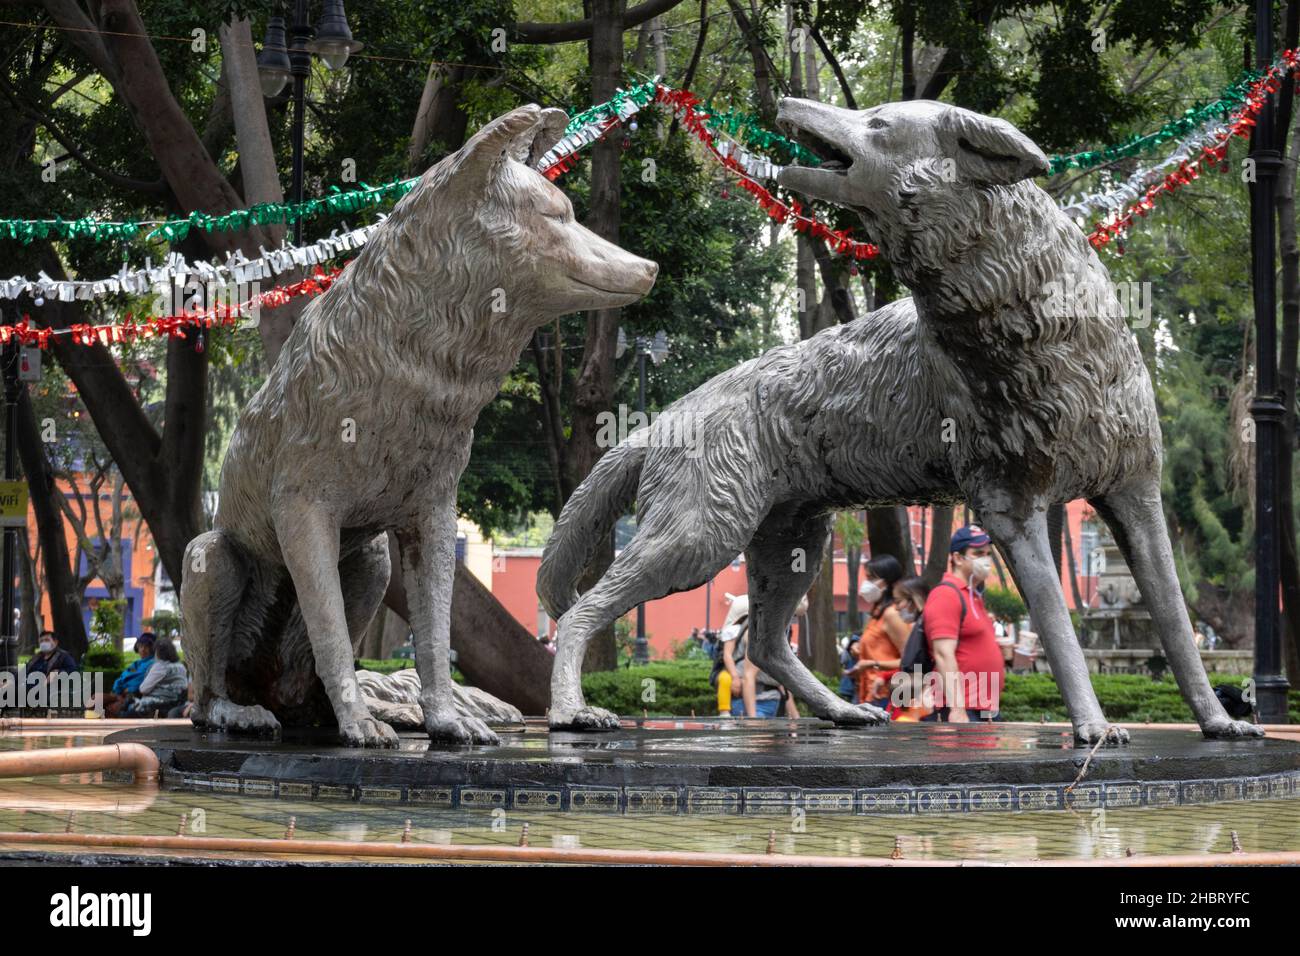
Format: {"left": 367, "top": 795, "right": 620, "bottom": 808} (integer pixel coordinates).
{"left": 25, "top": 630, "right": 79, "bottom": 690}
{"left": 851, "top": 555, "right": 909, "bottom": 709}
{"left": 922, "top": 525, "right": 1005, "bottom": 722}
{"left": 889, "top": 576, "right": 933, "bottom": 721}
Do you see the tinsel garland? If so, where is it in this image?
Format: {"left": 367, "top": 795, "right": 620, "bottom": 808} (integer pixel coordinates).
{"left": 0, "top": 220, "right": 381, "bottom": 302}
{"left": 1088, "top": 49, "right": 1299, "bottom": 250}
{"left": 0, "top": 264, "right": 345, "bottom": 348}
{"left": 0, "top": 180, "right": 413, "bottom": 245}
{"left": 654, "top": 86, "right": 878, "bottom": 260}
{"left": 1059, "top": 118, "right": 1228, "bottom": 217}
{"left": 1048, "top": 67, "right": 1266, "bottom": 176}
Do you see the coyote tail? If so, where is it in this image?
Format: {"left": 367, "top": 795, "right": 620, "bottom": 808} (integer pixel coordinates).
{"left": 538, "top": 437, "right": 648, "bottom": 618}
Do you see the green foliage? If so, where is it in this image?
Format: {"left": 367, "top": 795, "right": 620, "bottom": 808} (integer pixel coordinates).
{"left": 81, "top": 644, "right": 124, "bottom": 673}
{"left": 583, "top": 664, "right": 1300, "bottom": 723}
{"left": 143, "top": 611, "right": 181, "bottom": 640}
{"left": 982, "top": 586, "right": 1027, "bottom": 623}
{"left": 357, "top": 658, "right": 416, "bottom": 674}
{"left": 999, "top": 673, "right": 1300, "bottom": 724}
{"left": 582, "top": 659, "right": 718, "bottom": 717}
{"left": 89, "top": 600, "right": 125, "bottom": 646}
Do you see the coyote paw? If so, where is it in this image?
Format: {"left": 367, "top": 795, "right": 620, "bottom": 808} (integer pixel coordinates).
{"left": 1201, "top": 716, "right": 1265, "bottom": 739}
{"left": 204, "top": 699, "right": 281, "bottom": 736}
{"left": 424, "top": 710, "right": 500, "bottom": 746}
{"left": 1074, "top": 720, "right": 1128, "bottom": 746}
{"left": 825, "top": 702, "right": 890, "bottom": 726}
{"left": 338, "top": 714, "right": 400, "bottom": 748}
{"left": 549, "top": 705, "right": 622, "bottom": 731}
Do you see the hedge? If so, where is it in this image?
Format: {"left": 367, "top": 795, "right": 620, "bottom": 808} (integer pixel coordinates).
{"left": 582, "top": 658, "right": 1300, "bottom": 723}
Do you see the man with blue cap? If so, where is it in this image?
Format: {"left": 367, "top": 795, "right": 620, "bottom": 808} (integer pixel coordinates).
{"left": 921, "top": 525, "right": 1005, "bottom": 722}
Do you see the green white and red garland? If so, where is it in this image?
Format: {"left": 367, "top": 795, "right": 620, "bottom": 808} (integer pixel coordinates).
{"left": 1086, "top": 49, "right": 1299, "bottom": 250}
{"left": 539, "top": 80, "right": 879, "bottom": 262}
{"left": 0, "top": 264, "right": 346, "bottom": 349}
{"left": 5, "top": 55, "right": 1299, "bottom": 327}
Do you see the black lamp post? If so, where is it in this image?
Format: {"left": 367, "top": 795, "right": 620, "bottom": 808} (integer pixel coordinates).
{"left": 1249, "top": 0, "right": 1290, "bottom": 723}
{"left": 256, "top": 1, "right": 362, "bottom": 245}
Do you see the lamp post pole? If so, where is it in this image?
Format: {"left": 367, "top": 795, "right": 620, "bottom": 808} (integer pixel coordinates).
{"left": 1250, "top": 0, "right": 1290, "bottom": 723}
{"left": 633, "top": 341, "right": 649, "bottom": 665}
{"left": 257, "top": 2, "right": 362, "bottom": 246}
{"left": 288, "top": 0, "right": 312, "bottom": 246}
{"left": 0, "top": 335, "right": 16, "bottom": 675}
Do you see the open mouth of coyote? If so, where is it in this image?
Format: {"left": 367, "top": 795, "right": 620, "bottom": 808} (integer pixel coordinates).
{"left": 795, "top": 129, "right": 853, "bottom": 175}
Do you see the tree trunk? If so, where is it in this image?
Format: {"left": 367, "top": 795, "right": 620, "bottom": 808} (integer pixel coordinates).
{"left": 382, "top": 548, "right": 552, "bottom": 715}
{"left": 846, "top": 539, "right": 861, "bottom": 632}
{"left": 560, "top": 0, "right": 629, "bottom": 672}
{"left": 18, "top": 529, "right": 40, "bottom": 650}
{"left": 922, "top": 505, "right": 953, "bottom": 587}
{"left": 15, "top": 388, "right": 87, "bottom": 659}
{"left": 867, "top": 506, "right": 913, "bottom": 570}
{"left": 1046, "top": 502, "right": 1065, "bottom": 594}
{"left": 806, "top": 541, "right": 839, "bottom": 676}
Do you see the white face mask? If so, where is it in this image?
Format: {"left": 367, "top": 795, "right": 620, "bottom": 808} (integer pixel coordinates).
{"left": 966, "top": 555, "right": 993, "bottom": 581}
{"left": 38, "top": 640, "right": 53, "bottom": 653}
{"left": 859, "top": 580, "right": 884, "bottom": 604}
{"left": 899, "top": 606, "right": 918, "bottom": 623}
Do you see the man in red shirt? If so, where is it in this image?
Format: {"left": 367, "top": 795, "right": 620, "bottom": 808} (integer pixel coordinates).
{"left": 923, "top": 525, "right": 1005, "bottom": 721}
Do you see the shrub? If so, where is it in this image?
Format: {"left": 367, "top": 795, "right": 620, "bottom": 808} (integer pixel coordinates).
{"left": 983, "top": 586, "right": 1027, "bottom": 623}
{"left": 582, "top": 662, "right": 1300, "bottom": 722}
{"left": 82, "top": 645, "right": 124, "bottom": 673}
{"left": 582, "top": 658, "right": 840, "bottom": 717}
{"left": 143, "top": 611, "right": 181, "bottom": 640}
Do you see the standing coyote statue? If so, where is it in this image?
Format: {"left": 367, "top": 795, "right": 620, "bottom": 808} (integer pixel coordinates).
{"left": 181, "top": 105, "right": 657, "bottom": 747}
{"left": 539, "top": 98, "right": 1261, "bottom": 744}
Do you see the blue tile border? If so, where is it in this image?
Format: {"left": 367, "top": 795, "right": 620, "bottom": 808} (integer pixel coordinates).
{"left": 160, "top": 768, "right": 1300, "bottom": 815}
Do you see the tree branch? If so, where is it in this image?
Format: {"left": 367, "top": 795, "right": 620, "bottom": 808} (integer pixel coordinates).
{"left": 514, "top": 0, "right": 686, "bottom": 44}
{"left": 0, "top": 74, "right": 167, "bottom": 193}
{"left": 809, "top": 23, "right": 857, "bottom": 109}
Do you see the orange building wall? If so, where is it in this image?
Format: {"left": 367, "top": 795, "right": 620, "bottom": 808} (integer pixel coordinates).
{"left": 25, "top": 475, "right": 160, "bottom": 641}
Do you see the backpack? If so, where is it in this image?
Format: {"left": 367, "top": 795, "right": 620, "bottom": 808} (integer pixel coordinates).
{"left": 899, "top": 581, "right": 966, "bottom": 676}
{"left": 709, "top": 617, "right": 749, "bottom": 688}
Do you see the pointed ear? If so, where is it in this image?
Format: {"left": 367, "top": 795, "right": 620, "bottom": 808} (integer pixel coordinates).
{"left": 526, "top": 108, "right": 569, "bottom": 167}
{"left": 937, "top": 107, "right": 1049, "bottom": 186}
{"left": 449, "top": 104, "right": 544, "bottom": 193}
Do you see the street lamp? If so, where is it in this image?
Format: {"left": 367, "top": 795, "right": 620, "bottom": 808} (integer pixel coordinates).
{"left": 1248, "top": 0, "right": 1290, "bottom": 723}
{"left": 256, "top": 1, "right": 363, "bottom": 245}
{"left": 616, "top": 328, "right": 670, "bottom": 664}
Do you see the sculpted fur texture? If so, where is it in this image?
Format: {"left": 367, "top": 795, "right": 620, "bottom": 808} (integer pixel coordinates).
{"left": 540, "top": 98, "right": 1259, "bottom": 743}
{"left": 180, "top": 104, "right": 656, "bottom": 747}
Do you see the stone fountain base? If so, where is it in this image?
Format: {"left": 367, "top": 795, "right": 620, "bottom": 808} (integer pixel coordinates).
{"left": 109, "top": 719, "right": 1300, "bottom": 815}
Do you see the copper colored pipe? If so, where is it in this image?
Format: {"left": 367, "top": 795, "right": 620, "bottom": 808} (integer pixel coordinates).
{"left": 0, "top": 718, "right": 189, "bottom": 732}
{"left": 0, "top": 743, "right": 159, "bottom": 784}
{"left": 0, "top": 831, "right": 1296, "bottom": 866}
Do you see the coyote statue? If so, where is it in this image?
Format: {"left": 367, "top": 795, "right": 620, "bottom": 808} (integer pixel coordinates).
{"left": 539, "top": 98, "right": 1260, "bottom": 744}
{"left": 181, "top": 105, "right": 657, "bottom": 747}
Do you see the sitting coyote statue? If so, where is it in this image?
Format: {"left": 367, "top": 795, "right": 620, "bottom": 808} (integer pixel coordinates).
{"left": 181, "top": 105, "right": 657, "bottom": 747}
{"left": 539, "top": 97, "right": 1260, "bottom": 744}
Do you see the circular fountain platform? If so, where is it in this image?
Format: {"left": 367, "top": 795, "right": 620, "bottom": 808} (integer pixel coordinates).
{"left": 112, "top": 719, "right": 1300, "bottom": 815}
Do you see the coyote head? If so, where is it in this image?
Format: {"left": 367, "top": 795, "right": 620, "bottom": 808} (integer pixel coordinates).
{"left": 776, "top": 99, "right": 1064, "bottom": 301}
{"left": 776, "top": 99, "right": 1049, "bottom": 217}
{"left": 403, "top": 103, "right": 658, "bottom": 316}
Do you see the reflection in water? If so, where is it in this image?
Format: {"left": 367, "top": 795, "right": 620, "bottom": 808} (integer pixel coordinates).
{"left": 4, "top": 729, "right": 1299, "bottom": 862}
